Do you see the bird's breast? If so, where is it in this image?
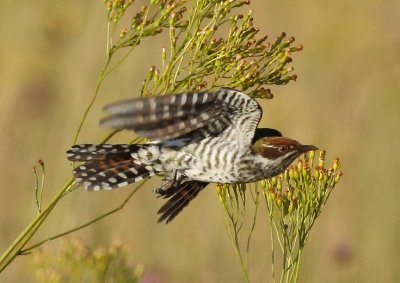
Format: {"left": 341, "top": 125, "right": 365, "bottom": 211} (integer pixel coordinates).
{"left": 178, "top": 138, "right": 257, "bottom": 183}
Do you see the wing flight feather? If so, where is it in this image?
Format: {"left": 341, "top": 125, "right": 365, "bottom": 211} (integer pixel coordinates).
{"left": 100, "top": 88, "right": 262, "bottom": 146}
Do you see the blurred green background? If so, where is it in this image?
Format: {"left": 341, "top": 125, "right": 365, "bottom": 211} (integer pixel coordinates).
{"left": 1, "top": 0, "right": 399, "bottom": 282}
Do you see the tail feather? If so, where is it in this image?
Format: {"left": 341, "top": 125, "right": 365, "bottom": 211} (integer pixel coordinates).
{"left": 66, "top": 144, "right": 154, "bottom": 191}
{"left": 73, "top": 159, "right": 132, "bottom": 179}
{"left": 67, "top": 143, "right": 209, "bottom": 223}
{"left": 157, "top": 180, "right": 208, "bottom": 223}
{"left": 66, "top": 144, "right": 137, "bottom": 161}
{"left": 74, "top": 160, "right": 154, "bottom": 191}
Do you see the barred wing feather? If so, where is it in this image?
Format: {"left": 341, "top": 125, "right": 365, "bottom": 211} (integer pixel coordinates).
{"left": 100, "top": 88, "right": 262, "bottom": 146}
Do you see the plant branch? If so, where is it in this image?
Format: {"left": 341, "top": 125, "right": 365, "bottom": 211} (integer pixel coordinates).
{"left": 72, "top": 54, "right": 113, "bottom": 145}
{"left": 19, "top": 180, "right": 147, "bottom": 255}
{"left": 0, "top": 178, "right": 75, "bottom": 272}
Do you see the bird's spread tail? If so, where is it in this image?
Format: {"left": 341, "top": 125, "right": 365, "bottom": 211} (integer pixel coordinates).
{"left": 67, "top": 144, "right": 209, "bottom": 223}
{"left": 66, "top": 144, "right": 155, "bottom": 190}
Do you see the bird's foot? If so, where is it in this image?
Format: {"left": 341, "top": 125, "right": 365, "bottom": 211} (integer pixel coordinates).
{"left": 153, "top": 178, "right": 178, "bottom": 198}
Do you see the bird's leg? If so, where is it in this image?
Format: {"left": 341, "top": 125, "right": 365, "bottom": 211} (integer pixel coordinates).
{"left": 153, "top": 170, "right": 180, "bottom": 197}
{"left": 153, "top": 179, "right": 175, "bottom": 196}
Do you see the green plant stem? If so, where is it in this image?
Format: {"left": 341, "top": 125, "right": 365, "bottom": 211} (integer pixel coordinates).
{"left": 19, "top": 180, "right": 147, "bottom": 255}
{"left": 230, "top": 224, "right": 251, "bottom": 283}
{"left": 245, "top": 184, "right": 259, "bottom": 263}
{"left": 280, "top": 224, "right": 288, "bottom": 283}
{"left": 33, "top": 161, "right": 45, "bottom": 213}
{"left": 0, "top": 127, "right": 142, "bottom": 271}
{"left": 0, "top": 178, "right": 75, "bottom": 272}
{"left": 73, "top": 1, "right": 147, "bottom": 145}
{"left": 221, "top": 187, "right": 250, "bottom": 283}
{"left": 267, "top": 203, "right": 276, "bottom": 283}
{"left": 73, "top": 54, "right": 113, "bottom": 145}
{"left": 293, "top": 248, "right": 302, "bottom": 282}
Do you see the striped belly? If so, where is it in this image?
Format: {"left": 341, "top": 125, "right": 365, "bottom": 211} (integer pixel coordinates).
{"left": 181, "top": 138, "right": 254, "bottom": 183}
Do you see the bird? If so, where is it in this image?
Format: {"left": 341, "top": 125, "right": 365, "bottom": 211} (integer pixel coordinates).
{"left": 66, "top": 88, "right": 317, "bottom": 223}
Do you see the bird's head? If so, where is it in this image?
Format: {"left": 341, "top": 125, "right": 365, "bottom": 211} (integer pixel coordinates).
{"left": 251, "top": 136, "right": 318, "bottom": 177}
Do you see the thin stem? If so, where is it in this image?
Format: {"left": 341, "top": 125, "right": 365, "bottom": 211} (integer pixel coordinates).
{"left": 20, "top": 180, "right": 147, "bottom": 254}
{"left": 293, "top": 248, "right": 302, "bottom": 283}
{"left": 101, "top": 129, "right": 122, "bottom": 144}
{"left": 272, "top": 220, "right": 284, "bottom": 252}
{"left": 0, "top": 178, "right": 74, "bottom": 272}
{"left": 245, "top": 184, "right": 259, "bottom": 264}
{"left": 221, "top": 187, "right": 250, "bottom": 283}
{"left": 103, "top": 47, "right": 134, "bottom": 77}
{"left": 280, "top": 224, "right": 288, "bottom": 283}
{"left": 230, "top": 223, "right": 251, "bottom": 283}
{"left": 106, "top": 19, "right": 111, "bottom": 54}
{"left": 33, "top": 161, "right": 46, "bottom": 212}
{"left": 266, "top": 196, "right": 276, "bottom": 283}
{"left": 73, "top": 54, "right": 113, "bottom": 145}
{"left": 39, "top": 163, "right": 45, "bottom": 212}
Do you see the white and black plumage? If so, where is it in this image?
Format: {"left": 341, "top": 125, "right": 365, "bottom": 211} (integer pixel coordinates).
{"left": 67, "top": 88, "right": 317, "bottom": 223}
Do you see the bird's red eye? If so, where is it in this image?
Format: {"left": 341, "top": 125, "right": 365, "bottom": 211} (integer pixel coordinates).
{"left": 278, "top": 145, "right": 289, "bottom": 152}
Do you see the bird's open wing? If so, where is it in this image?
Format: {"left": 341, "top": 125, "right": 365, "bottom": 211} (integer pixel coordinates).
{"left": 100, "top": 88, "right": 262, "bottom": 146}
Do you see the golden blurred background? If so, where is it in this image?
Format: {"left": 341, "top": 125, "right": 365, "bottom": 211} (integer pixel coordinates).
{"left": 1, "top": 0, "right": 399, "bottom": 282}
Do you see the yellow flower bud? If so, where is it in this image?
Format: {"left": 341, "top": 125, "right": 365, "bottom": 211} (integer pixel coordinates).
{"left": 260, "top": 179, "right": 267, "bottom": 188}
{"left": 302, "top": 165, "right": 307, "bottom": 178}
{"left": 276, "top": 196, "right": 282, "bottom": 207}
{"left": 333, "top": 158, "right": 340, "bottom": 171}
{"left": 277, "top": 178, "right": 282, "bottom": 191}
{"left": 322, "top": 174, "right": 328, "bottom": 186}
{"left": 284, "top": 169, "right": 289, "bottom": 181}
{"left": 120, "top": 27, "right": 128, "bottom": 38}
{"left": 319, "top": 150, "right": 326, "bottom": 167}
{"left": 293, "top": 170, "right": 300, "bottom": 182}
{"left": 334, "top": 171, "right": 343, "bottom": 184}
{"left": 318, "top": 169, "right": 324, "bottom": 181}
{"left": 289, "top": 167, "right": 294, "bottom": 180}
{"left": 287, "top": 188, "right": 293, "bottom": 199}
{"left": 297, "top": 160, "right": 302, "bottom": 171}
{"left": 314, "top": 168, "right": 319, "bottom": 179}
{"left": 268, "top": 188, "right": 276, "bottom": 201}
{"left": 309, "top": 150, "right": 315, "bottom": 161}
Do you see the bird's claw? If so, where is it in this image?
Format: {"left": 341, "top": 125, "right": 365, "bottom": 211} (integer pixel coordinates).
{"left": 153, "top": 180, "right": 175, "bottom": 197}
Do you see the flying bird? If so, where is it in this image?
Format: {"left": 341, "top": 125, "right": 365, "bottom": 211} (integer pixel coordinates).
{"left": 66, "top": 88, "right": 317, "bottom": 223}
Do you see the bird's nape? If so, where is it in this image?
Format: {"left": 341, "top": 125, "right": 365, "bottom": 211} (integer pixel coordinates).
{"left": 252, "top": 128, "right": 282, "bottom": 143}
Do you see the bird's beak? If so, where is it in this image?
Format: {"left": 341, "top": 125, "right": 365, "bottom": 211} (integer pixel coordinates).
{"left": 300, "top": 144, "right": 318, "bottom": 153}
